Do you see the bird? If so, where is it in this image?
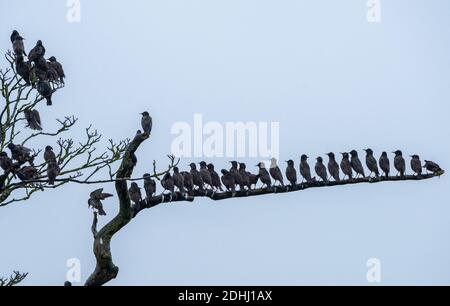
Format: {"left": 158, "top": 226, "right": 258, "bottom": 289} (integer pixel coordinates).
{"left": 0, "top": 152, "right": 17, "bottom": 174}
{"left": 285, "top": 160, "right": 297, "bottom": 187}
{"left": 315, "top": 157, "right": 328, "bottom": 183}
{"left": 47, "top": 160, "right": 60, "bottom": 185}
{"left": 230, "top": 161, "right": 245, "bottom": 190}
{"left": 410, "top": 155, "right": 422, "bottom": 176}
{"left": 143, "top": 173, "right": 156, "bottom": 200}
{"left": 238, "top": 164, "right": 251, "bottom": 190}
{"left": 28, "top": 40, "right": 46, "bottom": 63}
{"left": 256, "top": 162, "right": 272, "bottom": 188}
{"left": 269, "top": 158, "right": 284, "bottom": 187}
{"left": 181, "top": 171, "right": 194, "bottom": 194}
{"left": 189, "top": 163, "right": 204, "bottom": 191}
{"left": 326, "top": 153, "right": 340, "bottom": 182}
{"left": 379, "top": 152, "right": 390, "bottom": 178}
{"left": 141, "top": 112, "right": 152, "bottom": 136}
{"left": 364, "top": 149, "right": 379, "bottom": 178}
{"left": 24, "top": 109, "right": 42, "bottom": 130}
{"left": 10, "top": 30, "right": 20, "bottom": 44}
{"left": 15, "top": 56, "right": 32, "bottom": 85}
{"left": 340, "top": 153, "right": 353, "bottom": 180}
{"left": 129, "top": 182, "right": 142, "bottom": 204}
{"left": 240, "top": 163, "right": 258, "bottom": 189}
{"left": 220, "top": 169, "right": 236, "bottom": 193}
{"left": 7, "top": 143, "right": 32, "bottom": 164}
{"left": 300, "top": 155, "right": 313, "bottom": 183}
{"left": 47, "top": 56, "right": 65, "bottom": 84}
{"left": 44, "top": 146, "right": 57, "bottom": 163}
{"left": 208, "top": 163, "right": 223, "bottom": 191}
{"left": 424, "top": 160, "right": 442, "bottom": 175}
{"left": 17, "top": 166, "right": 38, "bottom": 182}
{"left": 393, "top": 150, "right": 406, "bottom": 177}
{"left": 199, "top": 161, "right": 213, "bottom": 189}
{"left": 350, "top": 150, "right": 365, "bottom": 178}
{"left": 12, "top": 34, "right": 26, "bottom": 57}
{"left": 161, "top": 172, "right": 175, "bottom": 194}
{"left": 88, "top": 188, "right": 113, "bottom": 216}
{"left": 37, "top": 79, "right": 53, "bottom": 106}
{"left": 172, "top": 167, "right": 186, "bottom": 193}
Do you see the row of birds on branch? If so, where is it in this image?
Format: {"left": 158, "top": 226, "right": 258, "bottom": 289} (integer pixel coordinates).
{"left": 10, "top": 30, "right": 66, "bottom": 106}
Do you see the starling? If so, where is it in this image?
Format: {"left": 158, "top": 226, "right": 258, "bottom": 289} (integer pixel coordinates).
{"left": 0, "top": 152, "right": 17, "bottom": 174}
{"left": 190, "top": 163, "right": 204, "bottom": 191}
{"left": 47, "top": 56, "right": 65, "bottom": 84}
{"left": 410, "top": 155, "right": 422, "bottom": 176}
{"left": 37, "top": 80, "right": 53, "bottom": 106}
{"left": 269, "top": 158, "right": 285, "bottom": 186}
{"left": 10, "top": 30, "right": 20, "bottom": 44}
{"left": 88, "top": 188, "right": 113, "bottom": 216}
{"left": 7, "top": 143, "right": 32, "bottom": 164}
{"left": 143, "top": 173, "right": 156, "bottom": 199}
{"left": 364, "top": 149, "right": 379, "bottom": 178}
{"left": 300, "top": 155, "right": 313, "bottom": 183}
{"left": 129, "top": 182, "right": 142, "bottom": 204}
{"left": 141, "top": 111, "right": 153, "bottom": 136}
{"left": 326, "top": 152, "right": 340, "bottom": 182}
{"left": 24, "top": 109, "right": 42, "bottom": 131}
{"left": 181, "top": 171, "right": 194, "bottom": 194}
{"left": 44, "top": 146, "right": 57, "bottom": 163}
{"left": 12, "top": 34, "right": 26, "bottom": 57}
{"left": 240, "top": 163, "right": 258, "bottom": 189}
{"left": 28, "top": 40, "right": 46, "bottom": 63}
{"left": 229, "top": 161, "right": 245, "bottom": 190}
{"left": 424, "top": 160, "right": 442, "bottom": 174}
{"left": 315, "top": 157, "right": 328, "bottom": 183}
{"left": 220, "top": 169, "right": 236, "bottom": 193}
{"left": 17, "top": 166, "right": 38, "bottom": 181}
{"left": 15, "top": 56, "right": 32, "bottom": 85}
{"left": 256, "top": 162, "right": 272, "bottom": 188}
{"left": 379, "top": 152, "right": 390, "bottom": 178}
{"left": 393, "top": 150, "right": 406, "bottom": 177}
{"left": 340, "top": 153, "right": 353, "bottom": 180}
{"left": 238, "top": 163, "right": 251, "bottom": 190}
{"left": 350, "top": 150, "right": 365, "bottom": 178}
{"left": 285, "top": 160, "right": 297, "bottom": 187}
{"left": 161, "top": 172, "right": 175, "bottom": 194}
{"left": 47, "top": 160, "right": 60, "bottom": 185}
{"left": 45, "top": 61, "right": 59, "bottom": 82}
{"left": 199, "top": 161, "right": 213, "bottom": 189}
{"left": 207, "top": 163, "right": 223, "bottom": 191}
{"left": 172, "top": 167, "right": 186, "bottom": 193}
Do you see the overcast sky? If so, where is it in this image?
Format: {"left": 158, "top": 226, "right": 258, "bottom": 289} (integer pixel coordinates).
{"left": 1, "top": 0, "right": 450, "bottom": 285}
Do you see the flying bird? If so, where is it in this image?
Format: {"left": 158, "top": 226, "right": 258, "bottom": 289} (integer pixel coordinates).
{"left": 410, "top": 155, "right": 422, "bottom": 176}
{"left": 88, "top": 188, "right": 113, "bottom": 216}
{"left": 340, "top": 153, "right": 353, "bottom": 180}
{"left": 256, "top": 162, "right": 272, "bottom": 189}
{"left": 393, "top": 150, "right": 406, "bottom": 177}
{"left": 364, "top": 149, "right": 379, "bottom": 178}
{"left": 300, "top": 155, "right": 313, "bottom": 183}
{"left": 285, "top": 160, "right": 297, "bottom": 187}
{"left": 24, "top": 109, "right": 42, "bottom": 131}
{"left": 28, "top": 40, "right": 46, "bottom": 63}
{"left": 269, "top": 158, "right": 284, "bottom": 187}
{"left": 379, "top": 152, "right": 390, "bottom": 178}
{"left": 315, "top": 157, "right": 328, "bottom": 183}
{"left": 208, "top": 163, "right": 223, "bottom": 191}
{"left": 326, "top": 152, "right": 340, "bottom": 182}
{"left": 143, "top": 173, "right": 156, "bottom": 199}
{"left": 350, "top": 150, "right": 365, "bottom": 178}
{"left": 47, "top": 56, "right": 65, "bottom": 84}
{"left": 47, "top": 160, "right": 60, "bottom": 185}
{"left": 141, "top": 112, "right": 153, "bottom": 136}
{"left": 129, "top": 182, "right": 142, "bottom": 204}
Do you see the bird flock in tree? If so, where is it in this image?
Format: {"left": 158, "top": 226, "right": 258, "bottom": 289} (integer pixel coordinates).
{"left": 87, "top": 112, "right": 443, "bottom": 216}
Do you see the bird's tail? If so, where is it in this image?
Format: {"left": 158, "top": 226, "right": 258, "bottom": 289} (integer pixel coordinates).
{"left": 46, "top": 96, "right": 52, "bottom": 106}
{"left": 98, "top": 207, "right": 107, "bottom": 216}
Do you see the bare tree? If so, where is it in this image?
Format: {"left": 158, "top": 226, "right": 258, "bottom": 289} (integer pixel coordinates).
{"left": 0, "top": 271, "right": 28, "bottom": 286}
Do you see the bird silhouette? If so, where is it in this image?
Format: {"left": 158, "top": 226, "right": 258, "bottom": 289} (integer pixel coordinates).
{"left": 269, "top": 158, "right": 284, "bottom": 187}
{"left": 285, "top": 160, "right": 297, "bottom": 187}
{"left": 129, "top": 182, "right": 142, "bottom": 204}
{"left": 364, "top": 149, "right": 379, "bottom": 178}
{"left": 393, "top": 150, "right": 406, "bottom": 177}
{"left": 190, "top": 163, "right": 204, "bottom": 191}
{"left": 256, "top": 162, "right": 272, "bottom": 189}
{"left": 24, "top": 109, "right": 42, "bottom": 131}
{"left": 141, "top": 112, "right": 152, "bottom": 136}
{"left": 161, "top": 172, "right": 175, "bottom": 194}
{"left": 88, "top": 188, "right": 113, "bottom": 216}
{"left": 300, "top": 155, "right": 313, "bottom": 183}
{"left": 208, "top": 163, "right": 223, "bottom": 191}
{"left": 172, "top": 167, "right": 186, "bottom": 193}
{"left": 410, "top": 155, "right": 422, "bottom": 176}
{"left": 199, "top": 161, "right": 213, "bottom": 189}
{"left": 143, "top": 173, "right": 156, "bottom": 199}
{"left": 221, "top": 169, "right": 236, "bottom": 193}
{"left": 47, "top": 160, "right": 60, "bottom": 185}
{"left": 350, "top": 150, "right": 365, "bottom": 178}
{"left": 28, "top": 40, "right": 45, "bottom": 63}
{"left": 379, "top": 152, "right": 390, "bottom": 178}
{"left": 424, "top": 160, "right": 442, "bottom": 175}
{"left": 340, "top": 153, "right": 353, "bottom": 180}
{"left": 315, "top": 157, "right": 328, "bottom": 183}
{"left": 47, "top": 56, "right": 65, "bottom": 84}
{"left": 326, "top": 153, "right": 340, "bottom": 182}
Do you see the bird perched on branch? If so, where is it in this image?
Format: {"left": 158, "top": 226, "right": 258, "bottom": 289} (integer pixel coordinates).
{"left": 44, "top": 146, "right": 57, "bottom": 163}
{"left": 410, "top": 155, "right": 422, "bottom": 176}
{"left": 10, "top": 30, "right": 20, "bottom": 44}
{"left": 230, "top": 161, "right": 245, "bottom": 190}
{"left": 28, "top": 40, "right": 45, "bottom": 63}
{"left": 189, "top": 163, "right": 204, "bottom": 191}
{"left": 88, "top": 188, "right": 113, "bottom": 216}
{"left": 143, "top": 173, "right": 156, "bottom": 199}
{"left": 350, "top": 150, "right": 365, "bottom": 178}
{"left": 300, "top": 155, "right": 313, "bottom": 183}
{"left": 238, "top": 164, "right": 250, "bottom": 190}
{"left": 208, "top": 163, "right": 223, "bottom": 191}
{"left": 15, "top": 55, "right": 32, "bottom": 85}
{"left": 47, "top": 160, "right": 60, "bottom": 185}
{"left": 221, "top": 169, "right": 236, "bottom": 193}
{"left": 256, "top": 162, "right": 272, "bottom": 189}
{"left": 340, "top": 153, "right": 353, "bottom": 180}
{"left": 47, "top": 56, "right": 65, "bottom": 84}
{"left": 161, "top": 172, "right": 175, "bottom": 194}
{"left": 285, "top": 160, "right": 297, "bottom": 187}
{"left": 12, "top": 34, "right": 26, "bottom": 57}
{"left": 365, "top": 149, "right": 379, "bottom": 178}
{"left": 24, "top": 109, "right": 42, "bottom": 131}
{"left": 199, "top": 161, "right": 213, "bottom": 189}
{"left": 0, "top": 152, "right": 17, "bottom": 174}
{"left": 141, "top": 112, "right": 152, "bottom": 136}
{"left": 379, "top": 152, "right": 390, "bottom": 178}
{"left": 326, "top": 153, "right": 340, "bottom": 182}
{"left": 181, "top": 171, "right": 194, "bottom": 194}
{"left": 172, "top": 167, "right": 186, "bottom": 193}
{"left": 424, "top": 160, "right": 442, "bottom": 175}
{"left": 393, "top": 150, "right": 406, "bottom": 177}
{"left": 7, "top": 143, "right": 33, "bottom": 164}
{"left": 269, "top": 158, "right": 284, "bottom": 187}
{"left": 129, "top": 182, "right": 142, "bottom": 204}
{"left": 37, "top": 79, "right": 53, "bottom": 106}
{"left": 240, "top": 163, "right": 258, "bottom": 189}
{"left": 315, "top": 157, "right": 328, "bottom": 183}
{"left": 17, "top": 166, "right": 38, "bottom": 182}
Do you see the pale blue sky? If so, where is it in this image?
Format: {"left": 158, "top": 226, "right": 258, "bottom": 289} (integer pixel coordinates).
{"left": 0, "top": 0, "right": 449, "bottom": 285}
